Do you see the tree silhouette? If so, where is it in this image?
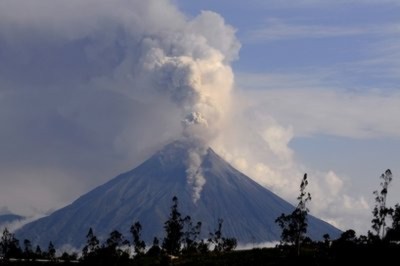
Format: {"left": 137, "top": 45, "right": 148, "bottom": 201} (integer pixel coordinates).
{"left": 82, "top": 227, "right": 100, "bottom": 260}
{"left": 275, "top": 173, "right": 311, "bottom": 256}
{"left": 337, "top": 229, "right": 357, "bottom": 245}
{"left": 35, "top": 245, "right": 43, "bottom": 259}
{"left": 208, "top": 218, "right": 237, "bottom": 252}
{"left": 47, "top": 241, "right": 56, "bottom": 261}
{"left": 23, "top": 239, "right": 33, "bottom": 260}
{"left": 162, "top": 196, "right": 187, "bottom": 256}
{"left": 130, "top": 221, "right": 146, "bottom": 256}
{"left": 60, "top": 251, "right": 78, "bottom": 262}
{"left": 182, "top": 217, "right": 202, "bottom": 254}
{"left": 0, "top": 227, "right": 22, "bottom": 260}
{"left": 386, "top": 204, "right": 400, "bottom": 241}
{"left": 146, "top": 237, "right": 161, "bottom": 257}
{"left": 371, "top": 169, "right": 393, "bottom": 239}
{"left": 99, "top": 230, "right": 130, "bottom": 264}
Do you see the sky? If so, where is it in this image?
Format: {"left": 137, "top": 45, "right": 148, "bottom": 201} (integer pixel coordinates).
{"left": 0, "top": 0, "right": 399, "bottom": 237}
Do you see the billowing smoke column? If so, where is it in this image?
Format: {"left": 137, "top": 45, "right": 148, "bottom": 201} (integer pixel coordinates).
{"left": 141, "top": 28, "right": 237, "bottom": 141}
{"left": 135, "top": 11, "right": 240, "bottom": 202}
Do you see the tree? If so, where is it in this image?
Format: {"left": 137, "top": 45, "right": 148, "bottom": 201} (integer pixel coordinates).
{"left": 23, "top": 239, "right": 33, "bottom": 260}
{"left": 386, "top": 204, "right": 400, "bottom": 241}
{"left": 371, "top": 169, "right": 393, "bottom": 239}
{"left": 0, "top": 227, "right": 22, "bottom": 260}
{"left": 275, "top": 173, "right": 311, "bottom": 256}
{"left": 47, "top": 241, "right": 56, "bottom": 261}
{"left": 182, "top": 218, "right": 202, "bottom": 254}
{"left": 338, "top": 229, "right": 357, "bottom": 243}
{"left": 35, "top": 245, "right": 43, "bottom": 259}
{"left": 105, "top": 230, "right": 129, "bottom": 254}
{"left": 162, "top": 196, "right": 187, "bottom": 256}
{"left": 392, "top": 204, "right": 400, "bottom": 229}
{"left": 60, "top": 251, "right": 78, "bottom": 262}
{"left": 208, "top": 219, "right": 237, "bottom": 252}
{"left": 146, "top": 237, "right": 161, "bottom": 257}
{"left": 82, "top": 228, "right": 100, "bottom": 259}
{"left": 130, "top": 221, "right": 146, "bottom": 256}
{"left": 322, "top": 233, "right": 330, "bottom": 245}
{"left": 100, "top": 230, "right": 130, "bottom": 264}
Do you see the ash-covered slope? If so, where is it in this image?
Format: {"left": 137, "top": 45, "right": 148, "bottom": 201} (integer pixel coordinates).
{"left": 16, "top": 140, "right": 340, "bottom": 248}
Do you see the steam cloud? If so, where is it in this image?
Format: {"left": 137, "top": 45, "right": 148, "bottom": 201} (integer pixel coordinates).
{"left": 186, "top": 147, "right": 207, "bottom": 203}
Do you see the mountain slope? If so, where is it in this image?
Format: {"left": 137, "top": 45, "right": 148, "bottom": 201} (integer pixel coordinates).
{"left": 16, "top": 140, "right": 341, "bottom": 248}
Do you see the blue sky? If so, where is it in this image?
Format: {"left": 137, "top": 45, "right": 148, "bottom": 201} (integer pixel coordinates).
{"left": 0, "top": 0, "right": 399, "bottom": 235}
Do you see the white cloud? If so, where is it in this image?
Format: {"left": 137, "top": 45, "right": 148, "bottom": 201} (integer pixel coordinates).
{"left": 247, "top": 18, "right": 400, "bottom": 43}
{"left": 261, "top": 124, "right": 294, "bottom": 161}
{"left": 308, "top": 171, "right": 370, "bottom": 232}
{"left": 238, "top": 86, "right": 400, "bottom": 139}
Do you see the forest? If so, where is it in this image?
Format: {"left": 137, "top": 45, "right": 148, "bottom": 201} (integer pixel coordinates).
{"left": 1, "top": 169, "right": 400, "bottom": 265}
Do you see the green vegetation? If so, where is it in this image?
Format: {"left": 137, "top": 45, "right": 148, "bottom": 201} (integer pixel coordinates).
{"left": 1, "top": 169, "right": 400, "bottom": 265}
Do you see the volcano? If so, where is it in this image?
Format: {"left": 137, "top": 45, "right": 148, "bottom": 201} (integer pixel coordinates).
{"left": 16, "top": 140, "right": 340, "bottom": 248}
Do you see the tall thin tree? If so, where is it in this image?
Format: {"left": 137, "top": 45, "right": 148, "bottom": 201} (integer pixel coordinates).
{"left": 82, "top": 228, "right": 99, "bottom": 259}
{"left": 371, "top": 169, "right": 393, "bottom": 239}
{"left": 162, "top": 196, "right": 187, "bottom": 256}
{"left": 47, "top": 241, "right": 56, "bottom": 261}
{"left": 275, "top": 173, "right": 311, "bottom": 256}
{"left": 130, "top": 221, "right": 146, "bottom": 256}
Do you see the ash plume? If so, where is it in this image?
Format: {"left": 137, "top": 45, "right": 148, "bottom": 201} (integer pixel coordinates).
{"left": 133, "top": 10, "right": 239, "bottom": 201}
{"left": 141, "top": 31, "right": 237, "bottom": 142}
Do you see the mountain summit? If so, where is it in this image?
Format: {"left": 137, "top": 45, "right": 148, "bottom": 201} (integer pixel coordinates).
{"left": 16, "top": 140, "right": 340, "bottom": 248}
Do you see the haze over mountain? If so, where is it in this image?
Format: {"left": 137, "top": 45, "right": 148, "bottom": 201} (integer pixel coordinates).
{"left": 0, "top": 214, "right": 24, "bottom": 227}
{"left": 16, "top": 140, "right": 340, "bottom": 248}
